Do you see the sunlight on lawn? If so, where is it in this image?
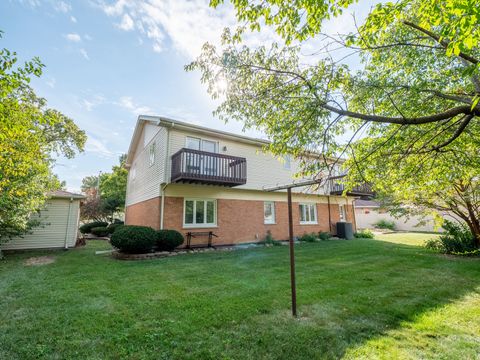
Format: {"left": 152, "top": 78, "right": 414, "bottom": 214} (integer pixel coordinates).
{"left": 375, "top": 232, "right": 440, "bottom": 247}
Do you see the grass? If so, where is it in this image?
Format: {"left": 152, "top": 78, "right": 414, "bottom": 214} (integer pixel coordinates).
{"left": 376, "top": 231, "right": 441, "bottom": 246}
{"left": 0, "top": 235, "right": 479, "bottom": 359}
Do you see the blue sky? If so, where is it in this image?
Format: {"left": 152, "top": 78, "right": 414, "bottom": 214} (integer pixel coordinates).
{"left": 1, "top": 0, "right": 373, "bottom": 192}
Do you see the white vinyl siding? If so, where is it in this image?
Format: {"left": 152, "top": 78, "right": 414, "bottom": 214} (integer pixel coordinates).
{"left": 126, "top": 124, "right": 168, "bottom": 206}
{"left": 183, "top": 199, "right": 216, "bottom": 228}
{"left": 264, "top": 201, "right": 275, "bottom": 224}
{"left": 299, "top": 203, "right": 317, "bottom": 224}
{"left": 1, "top": 198, "right": 81, "bottom": 250}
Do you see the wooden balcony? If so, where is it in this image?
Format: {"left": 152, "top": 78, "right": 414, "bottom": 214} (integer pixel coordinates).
{"left": 171, "top": 148, "right": 247, "bottom": 187}
{"left": 327, "top": 175, "right": 374, "bottom": 198}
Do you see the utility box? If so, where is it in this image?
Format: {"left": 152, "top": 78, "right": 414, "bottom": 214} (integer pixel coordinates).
{"left": 336, "top": 222, "right": 354, "bottom": 240}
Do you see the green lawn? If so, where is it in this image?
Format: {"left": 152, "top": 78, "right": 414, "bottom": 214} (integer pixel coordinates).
{"left": 1, "top": 235, "right": 479, "bottom": 359}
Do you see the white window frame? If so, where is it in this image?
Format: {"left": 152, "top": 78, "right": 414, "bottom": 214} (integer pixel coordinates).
{"left": 185, "top": 136, "right": 218, "bottom": 153}
{"left": 183, "top": 198, "right": 217, "bottom": 228}
{"left": 264, "top": 201, "right": 276, "bottom": 224}
{"left": 299, "top": 203, "right": 318, "bottom": 224}
{"left": 149, "top": 141, "right": 156, "bottom": 167}
{"left": 339, "top": 204, "right": 347, "bottom": 222}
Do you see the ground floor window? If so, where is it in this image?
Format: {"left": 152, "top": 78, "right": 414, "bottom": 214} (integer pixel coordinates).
{"left": 339, "top": 204, "right": 346, "bottom": 221}
{"left": 184, "top": 199, "right": 216, "bottom": 227}
{"left": 299, "top": 203, "right": 317, "bottom": 224}
{"left": 264, "top": 201, "right": 275, "bottom": 224}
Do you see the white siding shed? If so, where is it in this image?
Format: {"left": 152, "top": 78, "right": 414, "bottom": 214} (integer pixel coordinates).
{"left": 1, "top": 191, "right": 85, "bottom": 250}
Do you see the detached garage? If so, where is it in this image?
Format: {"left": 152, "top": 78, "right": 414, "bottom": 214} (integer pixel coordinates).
{"left": 1, "top": 190, "right": 85, "bottom": 250}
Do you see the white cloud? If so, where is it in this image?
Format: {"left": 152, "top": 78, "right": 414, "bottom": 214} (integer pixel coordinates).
{"left": 84, "top": 34, "right": 92, "bottom": 41}
{"left": 116, "top": 96, "right": 154, "bottom": 115}
{"left": 70, "top": 15, "right": 77, "bottom": 23}
{"left": 118, "top": 13, "right": 134, "bottom": 31}
{"left": 96, "top": 0, "right": 279, "bottom": 59}
{"left": 82, "top": 94, "right": 105, "bottom": 111}
{"left": 54, "top": 1, "right": 71, "bottom": 13}
{"left": 80, "top": 48, "right": 90, "bottom": 60}
{"left": 64, "top": 33, "right": 81, "bottom": 42}
{"left": 46, "top": 77, "right": 56, "bottom": 88}
{"left": 85, "top": 136, "right": 115, "bottom": 158}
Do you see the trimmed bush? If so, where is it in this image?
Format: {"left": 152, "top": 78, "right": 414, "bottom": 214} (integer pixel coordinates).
{"left": 107, "top": 223, "right": 124, "bottom": 234}
{"left": 318, "top": 231, "right": 331, "bottom": 241}
{"left": 374, "top": 219, "right": 396, "bottom": 230}
{"left": 299, "top": 233, "right": 318, "bottom": 242}
{"left": 425, "top": 220, "right": 477, "bottom": 255}
{"left": 79, "top": 221, "right": 108, "bottom": 234}
{"left": 111, "top": 225, "right": 157, "bottom": 254}
{"left": 90, "top": 227, "right": 110, "bottom": 237}
{"left": 354, "top": 229, "right": 375, "bottom": 239}
{"left": 156, "top": 229, "right": 184, "bottom": 251}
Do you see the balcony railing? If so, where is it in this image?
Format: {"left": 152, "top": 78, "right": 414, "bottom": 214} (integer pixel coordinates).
{"left": 327, "top": 175, "right": 374, "bottom": 198}
{"left": 171, "top": 148, "right": 247, "bottom": 187}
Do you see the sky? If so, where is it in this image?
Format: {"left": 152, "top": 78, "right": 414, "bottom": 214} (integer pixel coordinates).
{"left": 1, "top": 0, "right": 374, "bottom": 192}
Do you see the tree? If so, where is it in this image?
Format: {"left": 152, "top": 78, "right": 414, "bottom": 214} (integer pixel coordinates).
{"left": 99, "top": 154, "right": 128, "bottom": 212}
{"left": 80, "top": 155, "right": 127, "bottom": 222}
{"left": 188, "top": 0, "right": 480, "bottom": 176}
{"left": 0, "top": 33, "right": 86, "bottom": 248}
{"left": 345, "top": 132, "right": 480, "bottom": 247}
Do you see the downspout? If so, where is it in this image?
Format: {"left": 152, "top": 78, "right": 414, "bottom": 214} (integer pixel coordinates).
{"left": 160, "top": 124, "right": 173, "bottom": 230}
{"left": 64, "top": 197, "right": 73, "bottom": 249}
{"left": 327, "top": 195, "right": 332, "bottom": 233}
{"left": 351, "top": 198, "right": 358, "bottom": 232}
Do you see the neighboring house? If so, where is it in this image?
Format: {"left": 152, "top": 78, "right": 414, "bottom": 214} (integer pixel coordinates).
{"left": 354, "top": 200, "right": 440, "bottom": 232}
{"left": 124, "top": 116, "right": 373, "bottom": 246}
{"left": 1, "top": 190, "right": 85, "bottom": 250}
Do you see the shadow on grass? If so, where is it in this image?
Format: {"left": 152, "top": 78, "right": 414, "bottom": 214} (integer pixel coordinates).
{"left": 0, "top": 239, "right": 479, "bottom": 359}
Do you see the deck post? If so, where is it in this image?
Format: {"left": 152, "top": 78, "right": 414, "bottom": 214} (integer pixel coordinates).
{"left": 287, "top": 187, "right": 297, "bottom": 317}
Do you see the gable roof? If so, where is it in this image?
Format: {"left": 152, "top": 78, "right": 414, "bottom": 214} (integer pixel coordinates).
{"left": 48, "top": 190, "right": 85, "bottom": 199}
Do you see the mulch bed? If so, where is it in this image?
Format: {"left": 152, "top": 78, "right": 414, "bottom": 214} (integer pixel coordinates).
{"left": 112, "top": 246, "right": 238, "bottom": 260}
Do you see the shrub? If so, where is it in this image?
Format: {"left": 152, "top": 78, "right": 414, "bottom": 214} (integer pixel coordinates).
{"left": 374, "top": 219, "right": 396, "bottom": 230}
{"left": 110, "top": 225, "right": 157, "bottom": 254}
{"left": 156, "top": 229, "right": 184, "bottom": 251}
{"left": 424, "top": 220, "right": 477, "bottom": 255}
{"left": 79, "top": 221, "right": 108, "bottom": 234}
{"left": 318, "top": 231, "right": 331, "bottom": 241}
{"left": 107, "top": 223, "right": 124, "bottom": 234}
{"left": 354, "top": 229, "right": 375, "bottom": 239}
{"left": 112, "top": 219, "right": 124, "bottom": 225}
{"left": 90, "top": 227, "right": 110, "bottom": 237}
{"left": 299, "top": 232, "right": 318, "bottom": 242}
{"left": 260, "top": 230, "right": 282, "bottom": 246}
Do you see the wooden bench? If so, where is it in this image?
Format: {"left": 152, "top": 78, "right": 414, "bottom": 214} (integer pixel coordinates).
{"left": 185, "top": 231, "right": 218, "bottom": 249}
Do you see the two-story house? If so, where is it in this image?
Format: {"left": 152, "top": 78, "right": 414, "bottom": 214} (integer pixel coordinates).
{"left": 124, "top": 115, "right": 370, "bottom": 246}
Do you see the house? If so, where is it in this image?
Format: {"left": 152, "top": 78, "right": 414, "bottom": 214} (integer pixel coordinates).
{"left": 1, "top": 190, "right": 85, "bottom": 250}
{"left": 124, "top": 116, "right": 373, "bottom": 246}
{"left": 354, "top": 199, "right": 439, "bottom": 232}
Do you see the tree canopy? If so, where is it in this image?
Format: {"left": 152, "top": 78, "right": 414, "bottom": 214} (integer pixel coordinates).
{"left": 189, "top": 0, "right": 480, "bottom": 175}
{"left": 0, "top": 34, "right": 86, "bottom": 244}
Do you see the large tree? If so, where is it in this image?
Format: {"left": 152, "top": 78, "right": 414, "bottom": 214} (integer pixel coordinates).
{"left": 0, "top": 34, "right": 86, "bottom": 246}
{"left": 188, "top": 0, "right": 480, "bottom": 175}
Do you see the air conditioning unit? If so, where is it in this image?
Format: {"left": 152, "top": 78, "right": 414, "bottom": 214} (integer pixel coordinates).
{"left": 336, "top": 222, "right": 353, "bottom": 240}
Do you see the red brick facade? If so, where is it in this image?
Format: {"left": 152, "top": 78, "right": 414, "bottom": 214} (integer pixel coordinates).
{"left": 125, "top": 197, "right": 161, "bottom": 229}
{"left": 126, "top": 195, "right": 356, "bottom": 246}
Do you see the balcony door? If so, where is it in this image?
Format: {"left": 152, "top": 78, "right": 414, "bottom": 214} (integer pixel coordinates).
{"left": 185, "top": 137, "right": 218, "bottom": 176}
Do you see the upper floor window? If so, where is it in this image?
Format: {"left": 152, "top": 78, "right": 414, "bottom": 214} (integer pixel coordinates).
{"left": 299, "top": 203, "right": 317, "bottom": 224}
{"left": 149, "top": 142, "right": 156, "bottom": 166}
{"left": 264, "top": 201, "right": 275, "bottom": 224}
{"left": 283, "top": 155, "right": 291, "bottom": 170}
{"left": 186, "top": 136, "right": 217, "bottom": 153}
{"left": 184, "top": 199, "right": 216, "bottom": 228}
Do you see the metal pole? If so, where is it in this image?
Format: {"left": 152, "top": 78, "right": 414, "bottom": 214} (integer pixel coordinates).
{"left": 287, "top": 187, "right": 297, "bottom": 317}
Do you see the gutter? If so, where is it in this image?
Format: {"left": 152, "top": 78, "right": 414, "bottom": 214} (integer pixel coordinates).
{"left": 160, "top": 124, "right": 172, "bottom": 230}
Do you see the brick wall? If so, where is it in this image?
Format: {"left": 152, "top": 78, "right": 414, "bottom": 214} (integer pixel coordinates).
{"left": 125, "top": 197, "right": 161, "bottom": 229}
{"left": 163, "top": 196, "right": 355, "bottom": 246}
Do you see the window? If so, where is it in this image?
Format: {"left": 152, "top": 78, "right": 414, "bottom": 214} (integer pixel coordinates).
{"left": 184, "top": 199, "right": 216, "bottom": 227}
{"left": 186, "top": 136, "right": 201, "bottom": 150}
{"left": 186, "top": 137, "right": 217, "bottom": 153}
{"left": 299, "top": 203, "right": 317, "bottom": 224}
{"left": 264, "top": 201, "right": 275, "bottom": 224}
{"left": 149, "top": 142, "right": 156, "bottom": 166}
{"left": 339, "top": 204, "right": 346, "bottom": 221}
{"left": 283, "top": 155, "right": 291, "bottom": 170}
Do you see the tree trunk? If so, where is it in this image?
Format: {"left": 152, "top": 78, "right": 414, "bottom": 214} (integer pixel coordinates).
{"left": 464, "top": 200, "right": 480, "bottom": 248}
